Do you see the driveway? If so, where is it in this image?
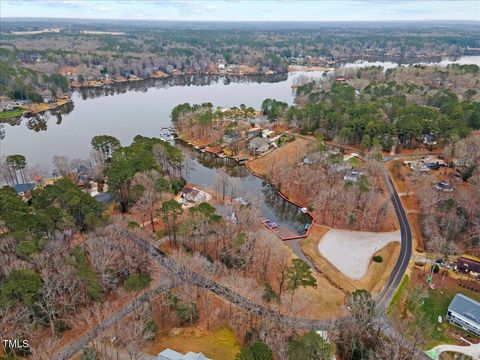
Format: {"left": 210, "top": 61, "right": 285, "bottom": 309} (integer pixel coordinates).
{"left": 428, "top": 342, "right": 480, "bottom": 359}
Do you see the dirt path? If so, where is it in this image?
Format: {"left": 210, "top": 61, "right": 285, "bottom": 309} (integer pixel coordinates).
{"left": 318, "top": 229, "right": 401, "bottom": 280}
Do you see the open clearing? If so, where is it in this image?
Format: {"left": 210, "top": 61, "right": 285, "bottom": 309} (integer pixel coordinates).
{"left": 145, "top": 326, "right": 241, "bottom": 360}
{"left": 318, "top": 229, "right": 400, "bottom": 280}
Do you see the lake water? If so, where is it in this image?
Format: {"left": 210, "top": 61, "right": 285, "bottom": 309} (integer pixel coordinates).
{"left": 2, "top": 55, "right": 479, "bottom": 169}
{"left": 1, "top": 72, "right": 315, "bottom": 168}
{"left": 1, "top": 55, "right": 478, "bottom": 236}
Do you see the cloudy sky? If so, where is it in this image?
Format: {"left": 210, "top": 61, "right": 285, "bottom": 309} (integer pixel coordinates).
{"left": 1, "top": 0, "right": 479, "bottom": 21}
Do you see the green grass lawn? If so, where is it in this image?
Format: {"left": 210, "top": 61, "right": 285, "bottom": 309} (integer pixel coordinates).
{"left": 387, "top": 274, "right": 409, "bottom": 315}
{"left": 348, "top": 156, "right": 362, "bottom": 167}
{"left": 0, "top": 109, "right": 24, "bottom": 119}
{"left": 419, "top": 287, "right": 480, "bottom": 347}
{"left": 387, "top": 272, "right": 480, "bottom": 348}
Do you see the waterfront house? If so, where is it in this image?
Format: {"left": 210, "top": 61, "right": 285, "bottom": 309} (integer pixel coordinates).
{"left": 223, "top": 130, "right": 241, "bottom": 143}
{"left": 157, "top": 348, "right": 210, "bottom": 360}
{"left": 181, "top": 185, "right": 210, "bottom": 203}
{"left": 249, "top": 137, "right": 270, "bottom": 156}
{"left": 446, "top": 293, "right": 480, "bottom": 336}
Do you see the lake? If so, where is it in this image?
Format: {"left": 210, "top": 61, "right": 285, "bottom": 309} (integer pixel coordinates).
{"left": 2, "top": 55, "right": 479, "bottom": 169}
{"left": 1, "top": 55, "right": 478, "bottom": 238}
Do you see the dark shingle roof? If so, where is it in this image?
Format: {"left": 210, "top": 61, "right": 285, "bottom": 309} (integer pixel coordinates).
{"left": 448, "top": 293, "right": 480, "bottom": 324}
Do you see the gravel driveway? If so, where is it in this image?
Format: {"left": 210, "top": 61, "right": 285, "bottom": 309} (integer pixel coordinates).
{"left": 318, "top": 229, "right": 401, "bottom": 280}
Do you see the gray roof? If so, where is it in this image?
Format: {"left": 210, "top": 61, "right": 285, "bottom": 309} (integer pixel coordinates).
{"left": 448, "top": 293, "right": 480, "bottom": 324}
{"left": 249, "top": 137, "right": 269, "bottom": 148}
{"left": 157, "top": 349, "right": 210, "bottom": 360}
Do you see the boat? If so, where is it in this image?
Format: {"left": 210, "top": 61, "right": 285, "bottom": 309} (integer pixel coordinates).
{"left": 159, "top": 127, "right": 175, "bottom": 145}
{"left": 300, "top": 207, "right": 308, "bottom": 214}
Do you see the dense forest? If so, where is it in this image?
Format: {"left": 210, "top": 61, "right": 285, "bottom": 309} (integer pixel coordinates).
{"left": 288, "top": 65, "right": 480, "bottom": 150}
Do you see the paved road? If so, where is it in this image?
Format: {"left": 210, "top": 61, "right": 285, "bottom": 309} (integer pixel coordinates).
{"left": 321, "top": 145, "right": 413, "bottom": 308}
{"left": 376, "top": 171, "right": 413, "bottom": 308}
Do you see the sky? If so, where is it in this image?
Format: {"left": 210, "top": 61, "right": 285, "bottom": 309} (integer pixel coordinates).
{"left": 1, "top": 0, "right": 479, "bottom": 22}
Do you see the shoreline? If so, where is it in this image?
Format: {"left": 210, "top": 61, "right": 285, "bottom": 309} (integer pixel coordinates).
{"left": 0, "top": 96, "right": 73, "bottom": 121}
{"left": 176, "top": 136, "right": 315, "bottom": 240}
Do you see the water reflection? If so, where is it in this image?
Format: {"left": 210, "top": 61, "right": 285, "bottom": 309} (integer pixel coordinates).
{"left": 78, "top": 73, "right": 289, "bottom": 101}
{"left": 179, "top": 142, "right": 311, "bottom": 235}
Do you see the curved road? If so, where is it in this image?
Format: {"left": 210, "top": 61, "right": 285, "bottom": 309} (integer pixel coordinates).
{"left": 377, "top": 170, "right": 413, "bottom": 308}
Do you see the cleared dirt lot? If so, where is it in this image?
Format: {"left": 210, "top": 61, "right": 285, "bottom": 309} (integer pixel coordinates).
{"left": 318, "top": 229, "right": 401, "bottom": 280}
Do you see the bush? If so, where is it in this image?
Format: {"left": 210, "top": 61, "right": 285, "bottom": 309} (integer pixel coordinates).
{"left": 15, "top": 240, "right": 38, "bottom": 258}
{"left": 71, "top": 246, "right": 104, "bottom": 301}
{"left": 143, "top": 318, "right": 157, "bottom": 341}
{"left": 168, "top": 292, "right": 199, "bottom": 325}
{"left": 124, "top": 273, "right": 151, "bottom": 292}
{"left": 373, "top": 255, "right": 383, "bottom": 263}
{"left": 236, "top": 340, "right": 273, "bottom": 360}
{"left": 81, "top": 346, "right": 98, "bottom": 360}
{"left": 127, "top": 221, "right": 140, "bottom": 229}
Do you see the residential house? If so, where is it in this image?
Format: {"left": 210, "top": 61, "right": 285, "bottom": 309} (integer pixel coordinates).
{"left": 343, "top": 170, "right": 364, "bottom": 183}
{"left": 457, "top": 255, "right": 480, "bottom": 275}
{"left": 246, "top": 127, "right": 262, "bottom": 139}
{"left": 249, "top": 137, "right": 270, "bottom": 156}
{"left": 262, "top": 129, "right": 275, "bottom": 138}
{"left": 181, "top": 185, "right": 210, "bottom": 203}
{"left": 223, "top": 130, "right": 241, "bottom": 143}
{"left": 446, "top": 293, "right": 480, "bottom": 336}
{"left": 423, "top": 134, "right": 437, "bottom": 146}
{"left": 435, "top": 181, "right": 454, "bottom": 192}
{"left": 404, "top": 160, "right": 430, "bottom": 173}
{"left": 13, "top": 183, "right": 37, "bottom": 200}
{"left": 423, "top": 157, "right": 446, "bottom": 170}
{"left": 157, "top": 348, "right": 210, "bottom": 360}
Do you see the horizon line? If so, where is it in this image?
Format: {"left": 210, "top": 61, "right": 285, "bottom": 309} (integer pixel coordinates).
{"left": 2, "top": 17, "right": 479, "bottom": 23}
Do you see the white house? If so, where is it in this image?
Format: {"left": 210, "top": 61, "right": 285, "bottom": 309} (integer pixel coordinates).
{"left": 249, "top": 137, "right": 270, "bottom": 155}
{"left": 157, "top": 348, "right": 210, "bottom": 360}
{"left": 181, "top": 185, "right": 211, "bottom": 203}
{"left": 446, "top": 293, "right": 480, "bottom": 336}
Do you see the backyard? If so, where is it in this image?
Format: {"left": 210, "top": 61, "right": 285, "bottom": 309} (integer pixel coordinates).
{"left": 389, "top": 268, "right": 480, "bottom": 348}
{"left": 144, "top": 326, "right": 241, "bottom": 359}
